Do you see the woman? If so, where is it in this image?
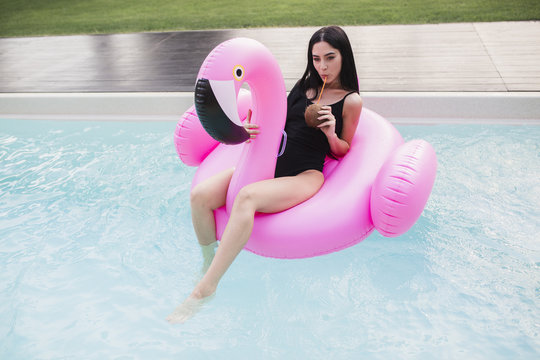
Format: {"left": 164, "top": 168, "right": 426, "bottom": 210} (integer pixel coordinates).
{"left": 167, "top": 26, "right": 363, "bottom": 323}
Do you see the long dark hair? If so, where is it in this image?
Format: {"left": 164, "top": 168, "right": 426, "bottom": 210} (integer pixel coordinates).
{"left": 297, "top": 26, "right": 359, "bottom": 100}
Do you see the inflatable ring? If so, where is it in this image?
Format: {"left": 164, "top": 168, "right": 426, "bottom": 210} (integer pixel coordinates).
{"left": 174, "top": 38, "right": 437, "bottom": 259}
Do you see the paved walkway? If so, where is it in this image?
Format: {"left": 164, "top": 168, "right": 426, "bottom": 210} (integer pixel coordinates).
{"left": 0, "top": 21, "right": 539, "bottom": 93}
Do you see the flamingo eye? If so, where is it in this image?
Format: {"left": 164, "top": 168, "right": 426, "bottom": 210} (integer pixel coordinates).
{"left": 233, "top": 65, "right": 245, "bottom": 81}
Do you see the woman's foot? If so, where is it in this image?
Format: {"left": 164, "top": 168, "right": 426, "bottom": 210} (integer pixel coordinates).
{"left": 166, "top": 284, "right": 216, "bottom": 324}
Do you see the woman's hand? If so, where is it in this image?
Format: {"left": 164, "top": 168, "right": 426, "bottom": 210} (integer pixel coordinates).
{"left": 243, "top": 109, "right": 259, "bottom": 143}
{"left": 316, "top": 105, "right": 336, "bottom": 137}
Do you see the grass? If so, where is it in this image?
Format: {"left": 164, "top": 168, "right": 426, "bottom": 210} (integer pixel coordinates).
{"left": 1, "top": 0, "right": 539, "bottom": 37}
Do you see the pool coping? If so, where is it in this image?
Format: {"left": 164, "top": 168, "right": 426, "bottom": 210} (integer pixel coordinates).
{"left": 1, "top": 92, "right": 539, "bottom": 124}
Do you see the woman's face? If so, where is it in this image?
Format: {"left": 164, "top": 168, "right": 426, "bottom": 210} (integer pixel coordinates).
{"left": 311, "top": 41, "right": 342, "bottom": 85}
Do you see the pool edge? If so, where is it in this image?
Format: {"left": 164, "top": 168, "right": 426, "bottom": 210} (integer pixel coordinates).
{"left": 1, "top": 92, "right": 539, "bottom": 124}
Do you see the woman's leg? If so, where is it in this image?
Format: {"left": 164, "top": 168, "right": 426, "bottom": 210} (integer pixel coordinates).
{"left": 190, "top": 167, "right": 234, "bottom": 246}
{"left": 166, "top": 168, "right": 233, "bottom": 324}
{"left": 167, "top": 170, "right": 324, "bottom": 323}
{"left": 199, "top": 170, "right": 324, "bottom": 295}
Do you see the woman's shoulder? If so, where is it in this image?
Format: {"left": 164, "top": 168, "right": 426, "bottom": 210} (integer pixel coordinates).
{"left": 342, "top": 92, "right": 363, "bottom": 121}
{"left": 344, "top": 91, "right": 363, "bottom": 108}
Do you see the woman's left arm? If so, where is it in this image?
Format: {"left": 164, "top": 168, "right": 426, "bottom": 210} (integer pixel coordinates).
{"left": 319, "top": 93, "right": 363, "bottom": 158}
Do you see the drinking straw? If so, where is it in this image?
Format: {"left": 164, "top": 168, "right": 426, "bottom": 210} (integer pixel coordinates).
{"left": 316, "top": 76, "right": 327, "bottom": 104}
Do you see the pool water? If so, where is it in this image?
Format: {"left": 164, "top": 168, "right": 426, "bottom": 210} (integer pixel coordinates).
{"left": 1, "top": 119, "right": 539, "bottom": 359}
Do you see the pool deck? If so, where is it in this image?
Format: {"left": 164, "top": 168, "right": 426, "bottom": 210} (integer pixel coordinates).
{"left": 1, "top": 22, "right": 539, "bottom": 123}
{"left": 1, "top": 21, "right": 539, "bottom": 93}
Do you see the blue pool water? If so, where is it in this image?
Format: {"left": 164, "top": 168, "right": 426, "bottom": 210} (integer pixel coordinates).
{"left": 1, "top": 119, "right": 539, "bottom": 359}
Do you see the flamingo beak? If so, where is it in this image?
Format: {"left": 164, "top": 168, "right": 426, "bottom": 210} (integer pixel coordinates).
{"left": 194, "top": 78, "right": 250, "bottom": 145}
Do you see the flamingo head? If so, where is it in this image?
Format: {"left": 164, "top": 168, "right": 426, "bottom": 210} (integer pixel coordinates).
{"left": 194, "top": 38, "right": 279, "bottom": 145}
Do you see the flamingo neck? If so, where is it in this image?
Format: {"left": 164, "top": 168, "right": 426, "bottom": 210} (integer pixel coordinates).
{"left": 225, "top": 64, "right": 287, "bottom": 213}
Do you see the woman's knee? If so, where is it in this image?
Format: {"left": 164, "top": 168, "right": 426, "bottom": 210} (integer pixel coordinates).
{"left": 190, "top": 183, "right": 221, "bottom": 211}
{"left": 233, "top": 186, "right": 257, "bottom": 213}
{"left": 190, "top": 184, "right": 206, "bottom": 208}
{"left": 190, "top": 168, "right": 233, "bottom": 211}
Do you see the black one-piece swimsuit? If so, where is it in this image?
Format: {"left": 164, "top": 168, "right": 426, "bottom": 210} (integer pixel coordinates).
{"left": 274, "top": 85, "right": 355, "bottom": 178}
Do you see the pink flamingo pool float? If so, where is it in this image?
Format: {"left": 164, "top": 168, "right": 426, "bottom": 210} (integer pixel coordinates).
{"left": 174, "top": 38, "right": 437, "bottom": 259}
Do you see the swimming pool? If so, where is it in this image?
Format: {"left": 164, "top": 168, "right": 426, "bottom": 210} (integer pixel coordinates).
{"left": 1, "top": 119, "right": 538, "bottom": 359}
